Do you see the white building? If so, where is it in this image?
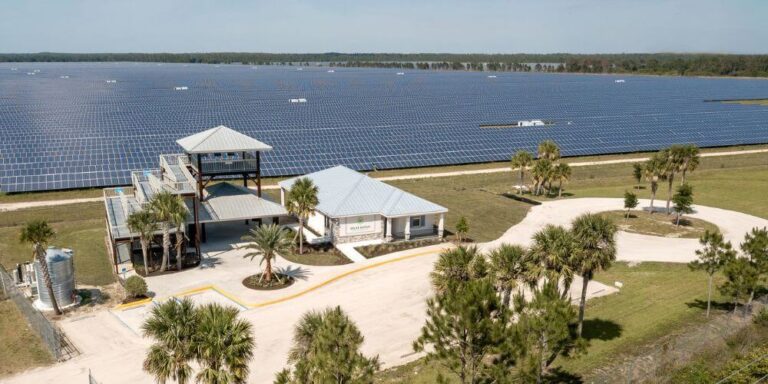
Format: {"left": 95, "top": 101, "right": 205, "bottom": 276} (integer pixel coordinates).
{"left": 279, "top": 166, "right": 448, "bottom": 244}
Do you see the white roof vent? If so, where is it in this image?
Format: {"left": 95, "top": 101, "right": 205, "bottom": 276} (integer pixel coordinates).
{"left": 106, "top": 80, "right": 117, "bottom": 83}
{"left": 396, "top": 72, "right": 405, "bottom": 75}
{"left": 174, "top": 86, "right": 189, "bottom": 91}
{"left": 487, "top": 75, "right": 497, "bottom": 78}
{"left": 290, "top": 98, "right": 308, "bottom": 103}
{"left": 615, "top": 79, "right": 625, "bottom": 83}
{"left": 327, "top": 69, "right": 335, "bottom": 73}
{"left": 60, "top": 75, "right": 69, "bottom": 79}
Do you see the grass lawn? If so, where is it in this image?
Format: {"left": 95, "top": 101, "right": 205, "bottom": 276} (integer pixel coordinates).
{"left": 0, "top": 300, "right": 54, "bottom": 378}
{"left": 0, "top": 202, "right": 115, "bottom": 286}
{"left": 600, "top": 210, "right": 719, "bottom": 239}
{"left": 376, "top": 262, "right": 727, "bottom": 382}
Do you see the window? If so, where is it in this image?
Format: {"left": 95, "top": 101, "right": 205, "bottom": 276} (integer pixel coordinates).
{"left": 410, "top": 215, "right": 425, "bottom": 228}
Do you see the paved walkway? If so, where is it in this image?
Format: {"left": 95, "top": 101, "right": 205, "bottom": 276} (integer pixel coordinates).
{"left": 2, "top": 148, "right": 765, "bottom": 213}
{"left": 6, "top": 198, "right": 768, "bottom": 384}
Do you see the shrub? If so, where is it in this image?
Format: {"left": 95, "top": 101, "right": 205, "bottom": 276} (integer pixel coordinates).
{"left": 125, "top": 275, "right": 148, "bottom": 298}
{"left": 755, "top": 308, "right": 768, "bottom": 327}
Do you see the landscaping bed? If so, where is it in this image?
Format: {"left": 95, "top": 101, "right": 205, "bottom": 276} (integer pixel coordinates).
{"left": 0, "top": 299, "right": 53, "bottom": 378}
{"left": 280, "top": 243, "right": 352, "bottom": 266}
{"left": 242, "top": 273, "right": 295, "bottom": 290}
{"left": 356, "top": 238, "right": 444, "bottom": 259}
{"left": 600, "top": 210, "right": 719, "bottom": 239}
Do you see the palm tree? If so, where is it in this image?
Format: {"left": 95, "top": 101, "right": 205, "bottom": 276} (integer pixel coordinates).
{"left": 488, "top": 244, "right": 527, "bottom": 307}
{"left": 285, "top": 177, "right": 319, "bottom": 255}
{"left": 530, "top": 225, "right": 576, "bottom": 297}
{"left": 150, "top": 191, "right": 187, "bottom": 272}
{"left": 142, "top": 298, "right": 197, "bottom": 384}
{"left": 127, "top": 210, "right": 158, "bottom": 276}
{"left": 570, "top": 213, "right": 617, "bottom": 337}
{"left": 430, "top": 246, "right": 480, "bottom": 293}
{"left": 662, "top": 146, "right": 686, "bottom": 214}
{"left": 240, "top": 224, "right": 292, "bottom": 283}
{"left": 531, "top": 159, "right": 553, "bottom": 196}
{"left": 679, "top": 144, "right": 700, "bottom": 184}
{"left": 19, "top": 220, "right": 61, "bottom": 315}
{"left": 537, "top": 140, "right": 561, "bottom": 161}
{"left": 194, "top": 303, "right": 255, "bottom": 384}
{"left": 553, "top": 163, "right": 572, "bottom": 198}
{"left": 511, "top": 150, "right": 534, "bottom": 194}
{"left": 172, "top": 209, "right": 187, "bottom": 272}
{"left": 643, "top": 153, "right": 666, "bottom": 213}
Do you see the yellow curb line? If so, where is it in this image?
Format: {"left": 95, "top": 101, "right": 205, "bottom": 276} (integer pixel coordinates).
{"left": 113, "top": 244, "right": 452, "bottom": 311}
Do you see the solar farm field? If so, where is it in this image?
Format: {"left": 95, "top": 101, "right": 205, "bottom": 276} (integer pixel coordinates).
{"left": 1, "top": 62, "right": 767, "bottom": 193}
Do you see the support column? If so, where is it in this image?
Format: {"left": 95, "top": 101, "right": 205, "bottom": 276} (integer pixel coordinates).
{"left": 404, "top": 217, "right": 411, "bottom": 241}
{"left": 385, "top": 217, "right": 392, "bottom": 242}
{"left": 256, "top": 151, "right": 262, "bottom": 197}
{"left": 280, "top": 188, "right": 285, "bottom": 206}
{"left": 438, "top": 213, "right": 445, "bottom": 239}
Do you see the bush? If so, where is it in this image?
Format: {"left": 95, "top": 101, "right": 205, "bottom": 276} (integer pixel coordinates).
{"left": 125, "top": 275, "right": 148, "bottom": 298}
{"left": 755, "top": 308, "right": 768, "bottom": 327}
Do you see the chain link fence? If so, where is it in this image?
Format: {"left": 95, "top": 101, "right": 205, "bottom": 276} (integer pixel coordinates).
{"left": 0, "top": 264, "right": 65, "bottom": 360}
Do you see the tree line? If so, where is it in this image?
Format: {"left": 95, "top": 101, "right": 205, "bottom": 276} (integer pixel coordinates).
{"left": 4, "top": 53, "right": 768, "bottom": 77}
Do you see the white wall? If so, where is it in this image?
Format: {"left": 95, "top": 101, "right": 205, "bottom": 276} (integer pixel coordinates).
{"left": 306, "top": 211, "right": 326, "bottom": 236}
{"left": 392, "top": 214, "right": 438, "bottom": 236}
{"left": 339, "top": 214, "right": 382, "bottom": 237}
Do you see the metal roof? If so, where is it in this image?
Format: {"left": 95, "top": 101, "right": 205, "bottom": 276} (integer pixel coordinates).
{"left": 200, "top": 183, "right": 287, "bottom": 222}
{"left": 279, "top": 166, "right": 447, "bottom": 218}
{"left": 176, "top": 125, "right": 273, "bottom": 154}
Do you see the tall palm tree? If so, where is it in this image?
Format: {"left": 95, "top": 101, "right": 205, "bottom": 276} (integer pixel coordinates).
{"left": 19, "top": 220, "right": 61, "bottom": 315}
{"left": 172, "top": 209, "right": 187, "bottom": 272}
{"left": 531, "top": 159, "right": 554, "bottom": 196}
{"left": 643, "top": 153, "right": 666, "bottom": 213}
{"left": 488, "top": 244, "right": 527, "bottom": 307}
{"left": 150, "top": 191, "right": 187, "bottom": 272}
{"left": 511, "top": 150, "right": 534, "bottom": 194}
{"left": 194, "top": 303, "right": 255, "bottom": 384}
{"left": 285, "top": 177, "right": 319, "bottom": 255}
{"left": 662, "top": 146, "right": 685, "bottom": 214}
{"left": 127, "top": 210, "right": 158, "bottom": 276}
{"left": 679, "top": 144, "right": 700, "bottom": 184}
{"left": 240, "top": 224, "right": 292, "bottom": 283}
{"left": 142, "top": 298, "right": 197, "bottom": 384}
{"left": 553, "top": 163, "right": 572, "bottom": 198}
{"left": 430, "top": 246, "right": 480, "bottom": 293}
{"left": 570, "top": 213, "right": 617, "bottom": 337}
{"left": 537, "top": 140, "right": 561, "bottom": 161}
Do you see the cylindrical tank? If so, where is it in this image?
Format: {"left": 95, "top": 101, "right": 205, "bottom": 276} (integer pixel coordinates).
{"left": 34, "top": 247, "right": 76, "bottom": 309}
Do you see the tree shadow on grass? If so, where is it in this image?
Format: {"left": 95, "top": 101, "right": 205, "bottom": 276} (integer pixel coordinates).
{"left": 544, "top": 367, "right": 583, "bottom": 383}
{"left": 581, "top": 318, "right": 623, "bottom": 341}
{"left": 685, "top": 299, "right": 735, "bottom": 312}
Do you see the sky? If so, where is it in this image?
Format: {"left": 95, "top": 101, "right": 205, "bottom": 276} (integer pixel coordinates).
{"left": 1, "top": 0, "right": 767, "bottom": 54}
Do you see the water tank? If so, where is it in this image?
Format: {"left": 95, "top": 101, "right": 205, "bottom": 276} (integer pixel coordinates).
{"left": 34, "top": 247, "right": 76, "bottom": 309}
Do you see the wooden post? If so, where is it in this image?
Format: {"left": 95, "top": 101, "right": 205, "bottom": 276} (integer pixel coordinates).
{"left": 256, "top": 151, "right": 262, "bottom": 197}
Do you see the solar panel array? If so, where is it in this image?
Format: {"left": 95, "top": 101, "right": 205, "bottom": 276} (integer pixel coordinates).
{"left": 1, "top": 62, "right": 767, "bottom": 193}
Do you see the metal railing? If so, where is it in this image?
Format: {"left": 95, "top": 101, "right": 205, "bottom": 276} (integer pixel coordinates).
{"left": 192, "top": 157, "right": 259, "bottom": 174}
{"left": 0, "top": 264, "right": 66, "bottom": 360}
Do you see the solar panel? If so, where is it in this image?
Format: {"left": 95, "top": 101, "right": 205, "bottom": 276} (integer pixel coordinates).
{"left": 0, "top": 62, "right": 767, "bottom": 193}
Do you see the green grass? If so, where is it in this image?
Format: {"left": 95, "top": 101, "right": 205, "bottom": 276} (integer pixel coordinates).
{"left": 280, "top": 246, "right": 352, "bottom": 266}
{"left": 601, "top": 210, "right": 720, "bottom": 239}
{"left": 388, "top": 176, "right": 531, "bottom": 242}
{"left": 0, "top": 300, "right": 54, "bottom": 378}
{"left": 377, "top": 263, "right": 728, "bottom": 382}
{"left": 0, "top": 202, "right": 115, "bottom": 286}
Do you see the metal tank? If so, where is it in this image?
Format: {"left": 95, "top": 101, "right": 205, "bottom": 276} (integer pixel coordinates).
{"left": 34, "top": 247, "right": 76, "bottom": 309}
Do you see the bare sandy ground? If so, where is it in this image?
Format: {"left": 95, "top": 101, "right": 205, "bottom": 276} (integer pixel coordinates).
{"left": 4, "top": 198, "right": 766, "bottom": 384}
